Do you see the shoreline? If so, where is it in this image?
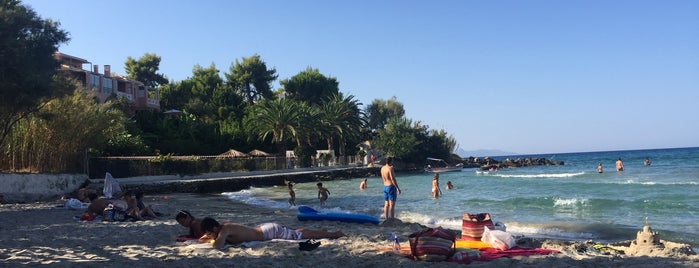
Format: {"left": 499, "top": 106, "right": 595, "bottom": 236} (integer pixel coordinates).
{"left": 1, "top": 193, "right": 696, "bottom": 267}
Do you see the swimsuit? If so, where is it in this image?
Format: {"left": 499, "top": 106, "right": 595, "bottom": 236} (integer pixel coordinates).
{"left": 258, "top": 223, "right": 302, "bottom": 240}
{"left": 383, "top": 185, "right": 397, "bottom": 201}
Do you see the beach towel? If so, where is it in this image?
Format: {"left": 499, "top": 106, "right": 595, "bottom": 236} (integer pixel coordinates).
{"left": 376, "top": 244, "right": 413, "bottom": 256}
{"left": 477, "top": 247, "right": 559, "bottom": 261}
{"left": 73, "top": 215, "right": 102, "bottom": 221}
{"left": 449, "top": 249, "right": 481, "bottom": 264}
{"left": 180, "top": 238, "right": 327, "bottom": 250}
{"left": 177, "top": 235, "right": 199, "bottom": 242}
{"left": 103, "top": 172, "right": 121, "bottom": 199}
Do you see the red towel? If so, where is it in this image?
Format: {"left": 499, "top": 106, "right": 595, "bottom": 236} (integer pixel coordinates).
{"left": 477, "top": 246, "right": 559, "bottom": 261}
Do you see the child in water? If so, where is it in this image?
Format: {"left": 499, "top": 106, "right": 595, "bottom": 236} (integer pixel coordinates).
{"left": 286, "top": 180, "right": 296, "bottom": 206}
{"left": 317, "top": 182, "right": 330, "bottom": 206}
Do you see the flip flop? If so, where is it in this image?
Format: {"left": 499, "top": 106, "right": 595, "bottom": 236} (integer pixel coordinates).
{"left": 299, "top": 239, "right": 321, "bottom": 251}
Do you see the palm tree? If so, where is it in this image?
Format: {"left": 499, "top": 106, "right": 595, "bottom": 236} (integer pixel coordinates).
{"left": 244, "top": 98, "right": 302, "bottom": 156}
{"left": 319, "top": 93, "right": 364, "bottom": 157}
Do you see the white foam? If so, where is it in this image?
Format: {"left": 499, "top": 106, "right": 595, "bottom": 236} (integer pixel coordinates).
{"left": 507, "top": 224, "right": 596, "bottom": 240}
{"left": 495, "top": 172, "right": 586, "bottom": 179}
{"left": 397, "top": 211, "right": 463, "bottom": 230}
{"left": 222, "top": 189, "right": 289, "bottom": 210}
{"left": 553, "top": 197, "right": 587, "bottom": 207}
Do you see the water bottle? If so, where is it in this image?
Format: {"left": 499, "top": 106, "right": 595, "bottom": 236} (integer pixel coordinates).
{"left": 391, "top": 232, "right": 400, "bottom": 253}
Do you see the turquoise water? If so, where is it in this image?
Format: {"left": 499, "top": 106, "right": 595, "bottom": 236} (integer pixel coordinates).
{"left": 223, "top": 147, "right": 699, "bottom": 248}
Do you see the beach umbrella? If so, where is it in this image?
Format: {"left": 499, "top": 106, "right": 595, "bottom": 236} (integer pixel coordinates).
{"left": 218, "top": 149, "right": 248, "bottom": 158}
{"left": 248, "top": 149, "right": 270, "bottom": 157}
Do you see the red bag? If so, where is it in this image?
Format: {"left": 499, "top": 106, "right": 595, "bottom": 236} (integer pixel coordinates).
{"left": 461, "top": 213, "right": 494, "bottom": 241}
{"left": 408, "top": 227, "right": 456, "bottom": 261}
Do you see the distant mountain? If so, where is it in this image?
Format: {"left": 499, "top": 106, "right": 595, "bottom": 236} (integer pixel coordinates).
{"left": 455, "top": 148, "right": 518, "bottom": 158}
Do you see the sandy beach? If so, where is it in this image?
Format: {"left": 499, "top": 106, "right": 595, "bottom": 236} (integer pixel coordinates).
{"left": 1, "top": 193, "right": 696, "bottom": 267}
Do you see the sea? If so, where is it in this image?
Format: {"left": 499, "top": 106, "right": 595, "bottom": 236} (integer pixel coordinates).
{"left": 222, "top": 147, "right": 699, "bottom": 249}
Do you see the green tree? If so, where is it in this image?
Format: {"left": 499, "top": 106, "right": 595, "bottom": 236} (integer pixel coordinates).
{"left": 225, "top": 54, "right": 278, "bottom": 105}
{"left": 2, "top": 86, "right": 124, "bottom": 172}
{"left": 295, "top": 102, "right": 323, "bottom": 167}
{"left": 319, "top": 93, "right": 364, "bottom": 157}
{"left": 0, "top": 0, "right": 69, "bottom": 147}
{"left": 244, "top": 98, "right": 303, "bottom": 156}
{"left": 124, "top": 53, "right": 168, "bottom": 88}
{"left": 373, "top": 117, "right": 422, "bottom": 161}
{"left": 141, "top": 64, "right": 245, "bottom": 155}
{"left": 364, "top": 96, "right": 405, "bottom": 131}
{"left": 280, "top": 67, "right": 339, "bottom": 106}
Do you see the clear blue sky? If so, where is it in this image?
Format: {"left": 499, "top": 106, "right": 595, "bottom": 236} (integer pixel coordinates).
{"left": 26, "top": 0, "right": 698, "bottom": 155}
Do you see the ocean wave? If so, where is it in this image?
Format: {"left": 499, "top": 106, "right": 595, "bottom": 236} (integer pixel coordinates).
{"left": 494, "top": 172, "right": 586, "bottom": 179}
{"left": 605, "top": 180, "right": 698, "bottom": 186}
{"left": 506, "top": 223, "right": 597, "bottom": 240}
{"left": 397, "top": 211, "right": 463, "bottom": 230}
{"left": 222, "top": 189, "right": 289, "bottom": 210}
{"left": 553, "top": 197, "right": 588, "bottom": 207}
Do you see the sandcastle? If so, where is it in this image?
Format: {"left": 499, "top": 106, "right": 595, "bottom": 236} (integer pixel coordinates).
{"left": 626, "top": 217, "right": 664, "bottom": 255}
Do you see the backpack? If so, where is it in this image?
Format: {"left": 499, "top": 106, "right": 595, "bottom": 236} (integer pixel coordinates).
{"left": 103, "top": 205, "right": 128, "bottom": 222}
{"left": 408, "top": 227, "right": 456, "bottom": 261}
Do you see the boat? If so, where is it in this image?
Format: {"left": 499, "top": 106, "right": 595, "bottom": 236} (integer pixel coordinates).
{"left": 425, "top": 157, "right": 463, "bottom": 173}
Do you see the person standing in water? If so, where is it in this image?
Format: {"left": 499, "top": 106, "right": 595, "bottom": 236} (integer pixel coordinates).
{"left": 359, "top": 178, "right": 367, "bottom": 190}
{"left": 597, "top": 163, "right": 603, "bottom": 173}
{"left": 644, "top": 158, "right": 651, "bottom": 166}
{"left": 317, "top": 182, "right": 330, "bottom": 206}
{"left": 381, "top": 157, "right": 401, "bottom": 219}
{"left": 286, "top": 180, "right": 296, "bottom": 206}
{"left": 616, "top": 158, "right": 624, "bottom": 172}
{"left": 431, "top": 173, "right": 442, "bottom": 199}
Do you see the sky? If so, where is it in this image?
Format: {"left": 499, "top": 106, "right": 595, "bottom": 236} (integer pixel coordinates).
{"left": 25, "top": 0, "right": 699, "bottom": 155}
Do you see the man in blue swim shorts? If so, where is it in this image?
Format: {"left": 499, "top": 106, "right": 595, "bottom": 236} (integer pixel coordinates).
{"left": 200, "top": 217, "right": 345, "bottom": 249}
{"left": 381, "top": 157, "right": 401, "bottom": 219}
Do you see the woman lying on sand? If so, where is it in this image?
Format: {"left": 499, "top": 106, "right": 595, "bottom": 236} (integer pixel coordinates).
{"left": 175, "top": 210, "right": 206, "bottom": 241}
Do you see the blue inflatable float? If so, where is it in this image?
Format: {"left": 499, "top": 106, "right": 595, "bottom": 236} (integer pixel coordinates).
{"left": 297, "top": 205, "right": 380, "bottom": 224}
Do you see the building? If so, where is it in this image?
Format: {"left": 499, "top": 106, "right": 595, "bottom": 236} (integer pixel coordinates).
{"left": 54, "top": 52, "right": 160, "bottom": 111}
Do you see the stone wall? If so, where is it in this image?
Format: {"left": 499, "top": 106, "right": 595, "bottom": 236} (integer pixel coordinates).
{"left": 0, "top": 173, "right": 88, "bottom": 203}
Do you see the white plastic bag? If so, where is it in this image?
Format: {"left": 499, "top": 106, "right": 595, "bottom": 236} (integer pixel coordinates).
{"left": 481, "top": 227, "right": 515, "bottom": 250}
{"left": 66, "top": 198, "right": 84, "bottom": 210}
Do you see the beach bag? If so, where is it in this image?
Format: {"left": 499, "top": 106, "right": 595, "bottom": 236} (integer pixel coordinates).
{"left": 103, "top": 205, "right": 127, "bottom": 222}
{"left": 461, "top": 213, "right": 494, "bottom": 241}
{"left": 481, "top": 227, "right": 515, "bottom": 250}
{"left": 408, "top": 227, "right": 456, "bottom": 261}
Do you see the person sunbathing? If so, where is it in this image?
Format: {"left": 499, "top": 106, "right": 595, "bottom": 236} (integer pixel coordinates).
{"left": 200, "top": 217, "right": 345, "bottom": 249}
{"left": 76, "top": 180, "right": 95, "bottom": 203}
{"left": 175, "top": 210, "right": 206, "bottom": 242}
{"left": 135, "top": 191, "right": 159, "bottom": 219}
{"left": 82, "top": 193, "right": 111, "bottom": 219}
{"left": 122, "top": 191, "right": 144, "bottom": 221}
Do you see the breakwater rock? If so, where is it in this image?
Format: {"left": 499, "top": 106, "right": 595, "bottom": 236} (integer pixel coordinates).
{"left": 478, "top": 157, "right": 564, "bottom": 170}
